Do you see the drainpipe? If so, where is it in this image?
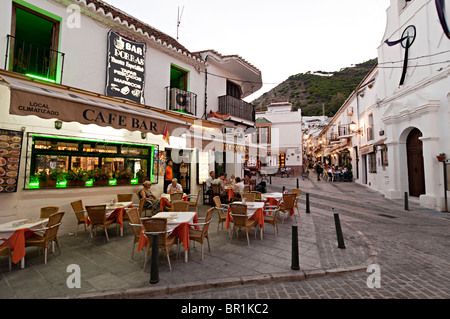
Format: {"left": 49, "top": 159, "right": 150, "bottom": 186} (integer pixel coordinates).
{"left": 203, "top": 54, "right": 209, "bottom": 120}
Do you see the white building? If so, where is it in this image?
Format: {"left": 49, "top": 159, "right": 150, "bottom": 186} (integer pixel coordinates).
{"left": 0, "top": 0, "right": 262, "bottom": 234}
{"left": 312, "top": 0, "right": 450, "bottom": 212}
{"left": 254, "top": 100, "right": 303, "bottom": 175}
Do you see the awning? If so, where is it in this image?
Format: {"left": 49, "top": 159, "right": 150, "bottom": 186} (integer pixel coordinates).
{"left": 1, "top": 72, "right": 190, "bottom": 136}
{"left": 360, "top": 145, "right": 375, "bottom": 155}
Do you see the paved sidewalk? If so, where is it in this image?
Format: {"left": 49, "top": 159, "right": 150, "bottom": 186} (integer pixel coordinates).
{"left": 1, "top": 173, "right": 445, "bottom": 299}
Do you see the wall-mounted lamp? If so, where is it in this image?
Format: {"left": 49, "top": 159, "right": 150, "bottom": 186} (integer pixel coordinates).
{"left": 141, "top": 132, "right": 147, "bottom": 139}
{"left": 55, "top": 120, "right": 63, "bottom": 130}
{"left": 349, "top": 121, "right": 363, "bottom": 134}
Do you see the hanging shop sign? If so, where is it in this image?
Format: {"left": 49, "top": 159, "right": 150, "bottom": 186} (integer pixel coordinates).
{"left": 0, "top": 129, "right": 23, "bottom": 193}
{"left": 105, "top": 30, "right": 147, "bottom": 104}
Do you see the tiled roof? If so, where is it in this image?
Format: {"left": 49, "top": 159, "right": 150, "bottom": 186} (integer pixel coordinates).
{"left": 195, "top": 49, "right": 261, "bottom": 75}
{"left": 78, "top": 0, "right": 203, "bottom": 63}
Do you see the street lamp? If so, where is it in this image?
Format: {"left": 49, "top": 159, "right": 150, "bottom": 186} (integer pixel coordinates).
{"left": 349, "top": 121, "right": 357, "bottom": 132}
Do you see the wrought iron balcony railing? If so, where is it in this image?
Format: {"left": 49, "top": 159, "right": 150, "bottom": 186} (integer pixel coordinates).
{"left": 218, "top": 95, "right": 255, "bottom": 122}
{"left": 165, "top": 87, "right": 197, "bottom": 116}
{"left": 5, "top": 34, "right": 65, "bottom": 83}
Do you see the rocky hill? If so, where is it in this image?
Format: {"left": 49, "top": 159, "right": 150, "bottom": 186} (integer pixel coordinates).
{"left": 252, "top": 58, "right": 377, "bottom": 117}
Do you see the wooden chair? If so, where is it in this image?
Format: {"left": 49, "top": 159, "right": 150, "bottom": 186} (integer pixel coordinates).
{"left": 142, "top": 218, "right": 177, "bottom": 271}
{"left": 171, "top": 200, "right": 190, "bottom": 212}
{"left": 250, "top": 191, "right": 262, "bottom": 202}
{"left": 40, "top": 206, "right": 59, "bottom": 218}
{"left": 170, "top": 192, "right": 183, "bottom": 201}
{"left": 187, "top": 188, "right": 201, "bottom": 213}
{"left": 213, "top": 195, "right": 228, "bottom": 232}
{"left": 211, "top": 184, "right": 227, "bottom": 206}
{"left": 117, "top": 193, "right": 133, "bottom": 202}
{"left": 25, "top": 212, "right": 65, "bottom": 264}
{"left": 188, "top": 207, "right": 214, "bottom": 260}
{"left": 291, "top": 188, "right": 301, "bottom": 216}
{"left": 243, "top": 185, "right": 250, "bottom": 193}
{"left": 202, "top": 182, "right": 210, "bottom": 205}
{"left": 125, "top": 207, "right": 142, "bottom": 259}
{"left": 229, "top": 203, "right": 258, "bottom": 246}
{"left": 85, "top": 205, "right": 117, "bottom": 241}
{"left": 280, "top": 193, "right": 297, "bottom": 224}
{"left": 70, "top": 200, "right": 87, "bottom": 237}
{"left": 0, "top": 238, "right": 12, "bottom": 272}
{"left": 136, "top": 190, "right": 154, "bottom": 217}
{"left": 263, "top": 201, "right": 280, "bottom": 238}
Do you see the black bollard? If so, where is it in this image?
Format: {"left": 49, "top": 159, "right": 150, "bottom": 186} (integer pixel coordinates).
{"left": 404, "top": 192, "right": 409, "bottom": 211}
{"left": 305, "top": 193, "right": 310, "bottom": 214}
{"left": 297, "top": 178, "right": 299, "bottom": 188}
{"left": 270, "top": 175, "right": 272, "bottom": 185}
{"left": 150, "top": 234, "right": 160, "bottom": 284}
{"left": 333, "top": 209, "right": 346, "bottom": 249}
{"left": 291, "top": 225, "right": 300, "bottom": 270}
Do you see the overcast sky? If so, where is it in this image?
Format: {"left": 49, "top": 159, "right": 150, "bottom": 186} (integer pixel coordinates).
{"left": 103, "top": 0, "right": 391, "bottom": 101}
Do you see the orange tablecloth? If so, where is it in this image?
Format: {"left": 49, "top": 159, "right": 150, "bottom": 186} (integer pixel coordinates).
{"left": 160, "top": 195, "right": 188, "bottom": 211}
{"left": 225, "top": 207, "right": 264, "bottom": 230}
{"left": 1, "top": 228, "right": 33, "bottom": 264}
{"left": 225, "top": 189, "right": 234, "bottom": 201}
{"left": 137, "top": 212, "right": 198, "bottom": 252}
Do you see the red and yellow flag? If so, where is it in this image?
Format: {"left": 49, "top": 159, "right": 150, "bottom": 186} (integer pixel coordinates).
{"left": 163, "top": 123, "right": 170, "bottom": 144}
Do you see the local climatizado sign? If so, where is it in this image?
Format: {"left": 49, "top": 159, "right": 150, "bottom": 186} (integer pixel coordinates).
{"left": 105, "top": 30, "right": 146, "bottom": 104}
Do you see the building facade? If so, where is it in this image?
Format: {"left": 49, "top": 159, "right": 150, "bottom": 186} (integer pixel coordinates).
{"left": 0, "top": 0, "right": 262, "bottom": 234}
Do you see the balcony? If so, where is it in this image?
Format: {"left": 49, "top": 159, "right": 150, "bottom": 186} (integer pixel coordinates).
{"left": 5, "top": 35, "right": 65, "bottom": 83}
{"left": 338, "top": 124, "right": 352, "bottom": 137}
{"left": 165, "top": 87, "right": 197, "bottom": 116}
{"left": 218, "top": 95, "right": 255, "bottom": 122}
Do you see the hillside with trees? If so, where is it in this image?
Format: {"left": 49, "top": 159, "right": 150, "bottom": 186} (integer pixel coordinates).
{"left": 252, "top": 58, "right": 377, "bottom": 117}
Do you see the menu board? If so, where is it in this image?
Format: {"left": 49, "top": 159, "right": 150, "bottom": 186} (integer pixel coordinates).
{"left": 0, "top": 130, "right": 23, "bottom": 193}
{"left": 105, "top": 30, "right": 147, "bottom": 104}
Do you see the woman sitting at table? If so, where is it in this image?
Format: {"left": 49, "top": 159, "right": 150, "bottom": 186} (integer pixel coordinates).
{"left": 140, "top": 181, "right": 160, "bottom": 211}
{"left": 167, "top": 178, "right": 183, "bottom": 194}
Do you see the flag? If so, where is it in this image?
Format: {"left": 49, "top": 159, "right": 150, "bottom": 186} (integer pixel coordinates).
{"left": 163, "top": 123, "right": 170, "bottom": 144}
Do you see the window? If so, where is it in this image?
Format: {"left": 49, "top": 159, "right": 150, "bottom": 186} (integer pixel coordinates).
{"left": 170, "top": 64, "right": 188, "bottom": 90}
{"left": 367, "top": 114, "right": 374, "bottom": 141}
{"left": 368, "top": 152, "right": 377, "bottom": 173}
{"left": 28, "top": 136, "right": 158, "bottom": 188}
{"left": 226, "top": 81, "right": 242, "bottom": 99}
{"left": 9, "top": 3, "right": 63, "bottom": 82}
{"left": 258, "top": 126, "right": 270, "bottom": 144}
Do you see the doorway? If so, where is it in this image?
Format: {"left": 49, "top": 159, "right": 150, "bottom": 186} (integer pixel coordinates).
{"left": 406, "top": 128, "right": 425, "bottom": 197}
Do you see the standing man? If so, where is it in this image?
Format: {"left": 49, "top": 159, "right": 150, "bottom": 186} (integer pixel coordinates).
{"left": 164, "top": 160, "right": 173, "bottom": 193}
{"left": 314, "top": 162, "right": 323, "bottom": 181}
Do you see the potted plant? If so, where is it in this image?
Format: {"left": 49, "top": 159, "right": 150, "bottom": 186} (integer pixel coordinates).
{"left": 136, "top": 169, "right": 147, "bottom": 183}
{"left": 90, "top": 168, "right": 111, "bottom": 186}
{"left": 37, "top": 170, "right": 55, "bottom": 188}
{"left": 115, "top": 169, "right": 133, "bottom": 185}
{"left": 437, "top": 153, "right": 446, "bottom": 162}
{"left": 65, "top": 168, "right": 87, "bottom": 187}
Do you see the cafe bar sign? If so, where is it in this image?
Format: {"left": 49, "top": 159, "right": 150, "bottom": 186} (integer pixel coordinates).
{"left": 105, "top": 30, "right": 146, "bottom": 104}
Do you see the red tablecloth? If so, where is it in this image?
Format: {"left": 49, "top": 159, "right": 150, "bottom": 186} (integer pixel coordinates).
{"left": 225, "top": 207, "right": 264, "bottom": 230}
{"left": 137, "top": 212, "right": 198, "bottom": 252}
{"left": 1, "top": 228, "right": 34, "bottom": 264}
{"left": 225, "top": 189, "right": 234, "bottom": 201}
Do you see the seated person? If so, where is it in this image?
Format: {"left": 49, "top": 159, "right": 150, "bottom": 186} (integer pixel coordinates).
{"left": 139, "top": 181, "right": 160, "bottom": 211}
{"left": 232, "top": 177, "right": 245, "bottom": 198}
{"left": 205, "top": 171, "right": 215, "bottom": 194}
{"left": 212, "top": 173, "right": 225, "bottom": 190}
{"left": 167, "top": 178, "right": 183, "bottom": 194}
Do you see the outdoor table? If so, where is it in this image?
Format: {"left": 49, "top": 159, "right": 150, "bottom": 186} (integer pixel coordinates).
{"left": 261, "top": 192, "right": 283, "bottom": 205}
{"left": 0, "top": 218, "right": 48, "bottom": 268}
{"left": 137, "top": 211, "right": 198, "bottom": 262}
{"left": 225, "top": 202, "right": 265, "bottom": 239}
{"left": 159, "top": 193, "right": 188, "bottom": 211}
{"left": 85, "top": 201, "right": 132, "bottom": 236}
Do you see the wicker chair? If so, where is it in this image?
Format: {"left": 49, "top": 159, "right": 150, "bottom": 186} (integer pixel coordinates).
{"left": 188, "top": 207, "right": 214, "bottom": 260}
{"left": 213, "top": 196, "right": 228, "bottom": 232}
{"left": 229, "top": 203, "right": 258, "bottom": 246}
{"left": 171, "top": 200, "right": 190, "bottom": 212}
{"left": 243, "top": 185, "right": 250, "bottom": 193}
{"left": 136, "top": 190, "right": 154, "bottom": 217}
{"left": 241, "top": 192, "right": 256, "bottom": 202}
{"left": 25, "top": 211, "right": 65, "bottom": 264}
{"left": 142, "top": 218, "right": 177, "bottom": 271}
{"left": 250, "top": 191, "right": 262, "bottom": 202}
{"left": 85, "top": 205, "right": 117, "bottom": 241}
{"left": 0, "top": 238, "right": 12, "bottom": 272}
{"left": 291, "top": 188, "right": 301, "bottom": 216}
{"left": 187, "top": 188, "right": 201, "bottom": 213}
{"left": 280, "top": 193, "right": 297, "bottom": 224}
{"left": 40, "top": 206, "right": 59, "bottom": 218}
{"left": 70, "top": 200, "right": 87, "bottom": 236}
{"left": 117, "top": 193, "right": 133, "bottom": 202}
{"left": 125, "top": 207, "right": 142, "bottom": 259}
{"left": 170, "top": 192, "right": 183, "bottom": 201}
{"left": 263, "top": 201, "right": 280, "bottom": 237}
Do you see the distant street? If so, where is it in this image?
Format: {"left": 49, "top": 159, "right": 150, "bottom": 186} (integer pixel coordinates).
{"left": 161, "top": 171, "right": 450, "bottom": 299}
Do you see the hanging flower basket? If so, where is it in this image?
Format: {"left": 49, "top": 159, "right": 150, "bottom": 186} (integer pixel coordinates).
{"left": 437, "top": 155, "right": 446, "bottom": 162}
